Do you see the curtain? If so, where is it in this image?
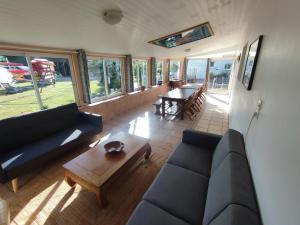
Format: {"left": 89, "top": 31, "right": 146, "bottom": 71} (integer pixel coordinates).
{"left": 164, "top": 59, "right": 170, "bottom": 83}
{"left": 125, "top": 55, "right": 134, "bottom": 92}
{"left": 182, "top": 57, "right": 188, "bottom": 83}
{"left": 150, "top": 57, "right": 156, "bottom": 86}
{"left": 77, "top": 49, "right": 91, "bottom": 104}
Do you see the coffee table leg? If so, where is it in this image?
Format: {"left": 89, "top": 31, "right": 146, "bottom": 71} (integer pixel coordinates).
{"left": 144, "top": 143, "right": 152, "bottom": 160}
{"left": 65, "top": 175, "right": 76, "bottom": 188}
{"left": 96, "top": 188, "right": 108, "bottom": 207}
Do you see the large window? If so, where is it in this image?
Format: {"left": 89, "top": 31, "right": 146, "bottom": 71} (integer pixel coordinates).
{"left": 87, "top": 58, "right": 123, "bottom": 102}
{"left": 187, "top": 59, "right": 208, "bottom": 83}
{"left": 132, "top": 59, "right": 148, "bottom": 90}
{"left": 0, "top": 52, "right": 76, "bottom": 120}
{"left": 156, "top": 60, "right": 164, "bottom": 84}
{"left": 169, "top": 60, "right": 181, "bottom": 80}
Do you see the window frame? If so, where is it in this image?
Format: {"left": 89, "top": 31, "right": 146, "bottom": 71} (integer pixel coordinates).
{"left": 87, "top": 56, "right": 125, "bottom": 103}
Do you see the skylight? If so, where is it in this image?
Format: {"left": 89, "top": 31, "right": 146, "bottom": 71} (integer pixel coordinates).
{"left": 149, "top": 22, "right": 213, "bottom": 48}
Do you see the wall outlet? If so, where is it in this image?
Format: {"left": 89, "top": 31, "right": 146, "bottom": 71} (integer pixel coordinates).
{"left": 255, "top": 99, "right": 263, "bottom": 119}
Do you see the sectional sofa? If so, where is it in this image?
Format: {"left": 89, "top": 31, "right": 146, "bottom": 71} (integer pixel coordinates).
{"left": 126, "top": 129, "right": 262, "bottom": 225}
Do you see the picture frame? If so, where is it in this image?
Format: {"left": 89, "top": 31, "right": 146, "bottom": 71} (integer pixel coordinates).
{"left": 237, "top": 43, "right": 248, "bottom": 81}
{"left": 242, "top": 35, "right": 263, "bottom": 90}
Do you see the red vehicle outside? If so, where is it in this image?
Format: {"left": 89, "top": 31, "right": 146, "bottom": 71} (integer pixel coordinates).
{"left": 0, "top": 59, "right": 56, "bottom": 84}
{"left": 0, "top": 62, "right": 30, "bottom": 81}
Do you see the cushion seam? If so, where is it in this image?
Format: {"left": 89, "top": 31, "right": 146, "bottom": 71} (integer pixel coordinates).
{"left": 206, "top": 203, "right": 259, "bottom": 225}
{"left": 166, "top": 162, "right": 209, "bottom": 180}
{"left": 143, "top": 199, "right": 192, "bottom": 225}
{"left": 166, "top": 161, "right": 210, "bottom": 178}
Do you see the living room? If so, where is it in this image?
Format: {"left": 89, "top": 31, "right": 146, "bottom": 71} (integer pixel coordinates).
{"left": 0, "top": 0, "right": 300, "bottom": 225}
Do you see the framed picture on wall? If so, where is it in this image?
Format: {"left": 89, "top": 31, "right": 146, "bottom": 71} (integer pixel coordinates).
{"left": 242, "top": 35, "right": 263, "bottom": 90}
{"left": 237, "top": 43, "right": 248, "bottom": 81}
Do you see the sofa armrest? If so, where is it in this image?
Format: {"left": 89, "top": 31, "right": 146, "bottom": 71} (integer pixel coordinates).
{"left": 80, "top": 112, "right": 103, "bottom": 131}
{"left": 182, "top": 129, "right": 222, "bottom": 150}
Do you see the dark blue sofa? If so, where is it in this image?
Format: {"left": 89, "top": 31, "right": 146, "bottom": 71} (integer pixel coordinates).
{"left": 126, "top": 129, "right": 262, "bottom": 225}
{"left": 0, "top": 103, "right": 102, "bottom": 191}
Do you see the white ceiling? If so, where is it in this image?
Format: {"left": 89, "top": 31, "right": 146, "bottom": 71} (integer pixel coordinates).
{"left": 0, "top": 0, "right": 260, "bottom": 57}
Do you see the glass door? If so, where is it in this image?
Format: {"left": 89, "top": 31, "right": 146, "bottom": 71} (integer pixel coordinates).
{"left": 208, "top": 59, "right": 233, "bottom": 94}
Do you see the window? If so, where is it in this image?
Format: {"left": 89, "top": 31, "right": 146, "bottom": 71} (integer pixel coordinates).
{"left": 0, "top": 53, "right": 76, "bottom": 120}
{"left": 156, "top": 60, "right": 164, "bottom": 84}
{"left": 208, "top": 60, "right": 233, "bottom": 90}
{"left": 169, "top": 60, "right": 181, "bottom": 80}
{"left": 87, "top": 58, "right": 123, "bottom": 102}
{"left": 132, "top": 59, "right": 148, "bottom": 90}
{"left": 187, "top": 59, "right": 208, "bottom": 83}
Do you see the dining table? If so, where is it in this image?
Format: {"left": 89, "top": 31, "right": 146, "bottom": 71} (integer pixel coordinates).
{"left": 159, "top": 88, "right": 196, "bottom": 120}
{"left": 180, "top": 83, "right": 203, "bottom": 90}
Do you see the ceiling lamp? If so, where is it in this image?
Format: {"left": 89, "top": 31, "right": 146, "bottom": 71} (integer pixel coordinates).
{"left": 103, "top": 9, "right": 123, "bottom": 25}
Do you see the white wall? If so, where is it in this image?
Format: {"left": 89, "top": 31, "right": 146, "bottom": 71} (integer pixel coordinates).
{"left": 230, "top": 1, "right": 300, "bottom": 225}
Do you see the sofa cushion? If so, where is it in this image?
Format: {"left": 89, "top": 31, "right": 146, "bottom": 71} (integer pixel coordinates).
{"left": 0, "top": 103, "right": 80, "bottom": 154}
{"left": 126, "top": 200, "right": 190, "bottom": 225}
{"left": 208, "top": 204, "right": 261, "bottom": 225}
{"left": 203, "top": 153, "right": 258, "bottom": 225}
{"left": 167, "top": 142, "right": 212, "bottom": 177}
{"left": 211, "top": 129, "right": 246, "bottom": 173}
{"left": 1, "top": 122, "right": 98, "bottom": 180}
{"left": 143, "top": 163, "right": 208, "bottom": 225}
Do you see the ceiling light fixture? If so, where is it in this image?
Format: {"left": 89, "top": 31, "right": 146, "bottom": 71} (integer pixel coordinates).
{"left": 103, "top": 9, "right": 123, "bottom": 25}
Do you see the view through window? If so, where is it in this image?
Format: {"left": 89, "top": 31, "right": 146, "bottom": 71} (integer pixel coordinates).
{"left": 169, "top": 60, "right": 180, "bottom": 80}
{"left": 132, "top": 59, "right": 148, "bottom": 90}
{"left": 87, "top": 58, "right": 123, "bottom": 102}
{"left": 208, "top": 59, "right": 233, "bottom": 94}
{"left": 156, "top": 60, "right": 164, "bottom": 84}
{"left": 0, "top": 53, "right": 75, "bottom": 120}
{"left": 187, "top": 59, "right": 208, "bottom": 83}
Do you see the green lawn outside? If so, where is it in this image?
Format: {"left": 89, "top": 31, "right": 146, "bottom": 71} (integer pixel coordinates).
{"left": 89, "top": 79, "right": 105, "bottom": 99}
{"left": 0, "top": 81, "right": 75, "bottom": 120}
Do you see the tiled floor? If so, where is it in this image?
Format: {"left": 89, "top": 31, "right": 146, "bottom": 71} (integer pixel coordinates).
{"left": 0, "top": 92, "right": 229, "bottom": 225}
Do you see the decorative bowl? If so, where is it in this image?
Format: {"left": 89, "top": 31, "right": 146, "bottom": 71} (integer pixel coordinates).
{"left": 104, "top": 141, "right": 125, "bottom": 154}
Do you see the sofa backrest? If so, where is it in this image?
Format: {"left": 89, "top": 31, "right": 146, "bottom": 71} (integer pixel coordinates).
{"left": 210, "top": 129, "right": 246, "bottom": 173}
{"left": 0, "top": 103, "right": 80, "bottom": 154}
{"left": 203, "top": 129, "right": 261, "bottom": 225}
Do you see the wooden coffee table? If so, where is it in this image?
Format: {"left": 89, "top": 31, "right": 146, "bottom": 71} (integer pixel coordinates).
{"left": 63, "top": 132, "right": 151, "bottom": 207}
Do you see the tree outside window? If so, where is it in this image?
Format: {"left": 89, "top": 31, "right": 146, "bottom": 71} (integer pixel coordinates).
{"left": 87, "top": 58, "right": 122, "bottom": 102}
{"left": 169, "top": 60, "right": 180, "bottom": 80}
{"left": 132, "top": 59, "right": 148, "bottom": 90}
{"left": 156, "top": 61, "right": 164, "bottom": 84}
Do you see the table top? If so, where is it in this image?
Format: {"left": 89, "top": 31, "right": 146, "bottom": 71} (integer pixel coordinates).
{"left": 180, "top": 83, "right": 203, "bottom": 90}
{"left": 63, "top": 132, "right": 150, "bottom": 187}
{"left": 159, "top": 88, "right": 195, "bottom": 100}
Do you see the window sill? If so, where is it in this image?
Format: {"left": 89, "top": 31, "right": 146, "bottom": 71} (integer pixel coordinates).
{"left": 88, "top": 93, "right": 124, "bottom": 106}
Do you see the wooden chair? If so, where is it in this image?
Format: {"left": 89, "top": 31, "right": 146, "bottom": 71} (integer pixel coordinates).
{"left": 183, "top": 93, "right": 199, "bottom": 120}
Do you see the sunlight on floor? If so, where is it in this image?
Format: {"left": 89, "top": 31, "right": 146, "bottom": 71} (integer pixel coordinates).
{"left": 128, "top": 112, "right": 150, "bottom": 139}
